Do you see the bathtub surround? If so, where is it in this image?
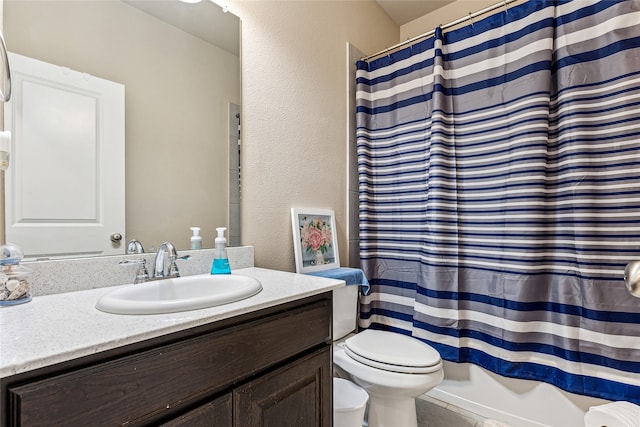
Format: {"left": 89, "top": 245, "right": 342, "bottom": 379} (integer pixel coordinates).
{"left": 357, "top": 0, "right": 640, "bottom": 410}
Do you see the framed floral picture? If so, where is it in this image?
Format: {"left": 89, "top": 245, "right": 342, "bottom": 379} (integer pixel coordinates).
{"left": 291, "top": 208, "right": 340, "bottom": 273}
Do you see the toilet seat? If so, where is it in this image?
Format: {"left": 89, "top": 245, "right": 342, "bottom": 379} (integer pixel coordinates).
{"left": 344, "top": 329, "right": 442, "bottom": 374}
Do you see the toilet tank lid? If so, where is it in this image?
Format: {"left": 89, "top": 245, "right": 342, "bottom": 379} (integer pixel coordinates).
{"left": 345, "top": 329, "right": 441, "bottom": 368}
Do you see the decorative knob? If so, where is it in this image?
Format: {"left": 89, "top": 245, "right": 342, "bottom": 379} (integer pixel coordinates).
{"left": 624, "top": 261, "right": 640, "bottom": 298}
{"left": 110, "top": 233, "right": 123, "bottom": 242}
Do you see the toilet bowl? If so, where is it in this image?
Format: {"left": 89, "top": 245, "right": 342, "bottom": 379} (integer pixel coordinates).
{"left": 329, "top": 282, "right": 444, "bottom": 427}
{"left": 333, "top": 329, "right": 444, "bottom": 427}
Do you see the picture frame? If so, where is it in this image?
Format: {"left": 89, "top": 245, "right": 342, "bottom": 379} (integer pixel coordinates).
{"left": 291, "top": 208, "right": 340, "bottom": 273}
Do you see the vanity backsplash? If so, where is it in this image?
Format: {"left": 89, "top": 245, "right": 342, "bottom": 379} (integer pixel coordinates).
{"left": 24, "top": 246, "right": 255, "bottom": 297}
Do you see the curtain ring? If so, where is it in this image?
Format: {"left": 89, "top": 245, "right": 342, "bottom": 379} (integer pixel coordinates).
{"left": 504, "top": 0, "right": 509, "bottom": 14}
{"left": 468, "top": 12, "right": 475, "bottom": 28}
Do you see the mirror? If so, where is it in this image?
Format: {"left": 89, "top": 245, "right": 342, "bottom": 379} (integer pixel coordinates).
{"left": 3, "top": 0, "right": 241, "bottom": 257}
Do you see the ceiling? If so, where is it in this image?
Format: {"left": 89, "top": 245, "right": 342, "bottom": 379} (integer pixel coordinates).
{"left": 124, "top": 0, "right": 455, "bottom": 54}
{"left": 376, "top": 0, "right": 456, "bottom": 26}
{"left": 124, "top": 0, "right": 240, "bottom": 56}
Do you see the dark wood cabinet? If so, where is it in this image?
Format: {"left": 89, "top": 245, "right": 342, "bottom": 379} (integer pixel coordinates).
{"left": 160, "top": 394, "right": 233, "bottom": 427}
{"left": 235, "top": 347, "right": 331, "bottom": 427}
{"left": 1, "top": 292, "right": 332, "bottom": 427}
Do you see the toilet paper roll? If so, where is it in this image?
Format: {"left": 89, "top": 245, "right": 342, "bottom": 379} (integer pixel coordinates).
{"left": 584, "top": 401, "right": 640, "bottom": 427}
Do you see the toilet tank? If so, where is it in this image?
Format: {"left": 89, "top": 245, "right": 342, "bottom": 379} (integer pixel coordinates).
{"left": 333, "top": 285, "right": 359, "bottom": 340}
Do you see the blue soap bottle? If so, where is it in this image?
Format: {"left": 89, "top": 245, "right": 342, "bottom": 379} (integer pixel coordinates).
{"left": 211, "top": 227, "right": 231, "bottom": 274}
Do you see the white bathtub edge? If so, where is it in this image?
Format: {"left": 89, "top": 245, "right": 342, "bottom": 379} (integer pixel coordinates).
{"left": 425, "top": 387, "right": 552, "bottom": 427}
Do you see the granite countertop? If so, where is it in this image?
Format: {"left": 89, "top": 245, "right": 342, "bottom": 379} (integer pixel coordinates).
{"left": 0, "top": 267, "right": 344, "bottom": 378}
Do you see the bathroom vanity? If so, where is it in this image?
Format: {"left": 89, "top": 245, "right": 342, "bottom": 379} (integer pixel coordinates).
{"left": 0, "top": 267, "right": 343, "bottom": 426}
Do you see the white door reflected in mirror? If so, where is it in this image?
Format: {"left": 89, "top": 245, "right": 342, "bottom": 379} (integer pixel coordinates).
{"left": 4, "top": 52, "right": 125, "bottom": 259}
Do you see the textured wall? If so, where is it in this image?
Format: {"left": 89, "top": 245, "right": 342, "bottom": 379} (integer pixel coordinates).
{"left": 231, "top": 1, "right": 398, "bottom": 271}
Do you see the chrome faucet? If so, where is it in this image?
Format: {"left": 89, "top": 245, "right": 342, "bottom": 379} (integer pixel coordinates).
{"left": 119, "top": 242, "right": 190, "bottom": 284}
{"left": 153, "top": 242, "right": 190, "bottom": 279}
{"left": 126, "top": 239, "right": 145, "bottom": 254}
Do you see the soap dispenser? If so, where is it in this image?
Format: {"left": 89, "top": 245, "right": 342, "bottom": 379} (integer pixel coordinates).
{"left": 190, "top": 227, "right": 202, "bottom": 250}
{"left": 211, "top": 227, "right": 231, "bottom": 274}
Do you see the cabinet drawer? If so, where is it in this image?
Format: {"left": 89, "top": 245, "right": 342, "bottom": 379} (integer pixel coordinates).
{"left": 159, "top": 393, "right": 232, "bottom": 427}
{"left": 8, "top": 299, "right": 330, "bottom": 426}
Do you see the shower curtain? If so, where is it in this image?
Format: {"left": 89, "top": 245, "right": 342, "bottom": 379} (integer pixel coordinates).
{"left": 356, "top": 0, "right": 640, "bottom": 403}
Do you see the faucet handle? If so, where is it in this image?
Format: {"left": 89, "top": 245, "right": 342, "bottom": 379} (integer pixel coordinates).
{"left": 119, "top": 259, "right": 150, "bottom": 284}
{"left": 168, "top": 261, "right": 180, "bottom": 278}
{"left": 168, "top": 255, "right": 191, "bottom": 278}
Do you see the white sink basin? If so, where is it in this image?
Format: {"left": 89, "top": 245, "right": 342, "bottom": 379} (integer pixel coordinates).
{"left": 96, "top": 273, "right": 262, "bottom": 315}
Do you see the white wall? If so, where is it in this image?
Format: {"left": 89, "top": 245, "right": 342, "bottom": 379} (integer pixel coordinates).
{"left": 230, "top": 1, "right": 398, "bottom": 271}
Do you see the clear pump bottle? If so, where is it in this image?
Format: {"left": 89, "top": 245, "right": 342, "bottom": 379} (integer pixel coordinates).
{"left": 211, "top": 227, "right": 231, "bottom": 274}
{"left": 190, "top": 227, "right": 202, "bottom": 250}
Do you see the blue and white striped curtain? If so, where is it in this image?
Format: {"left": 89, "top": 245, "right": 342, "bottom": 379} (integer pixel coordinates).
{"left": 356, "top": 0, "right": 640, "bottom": 403}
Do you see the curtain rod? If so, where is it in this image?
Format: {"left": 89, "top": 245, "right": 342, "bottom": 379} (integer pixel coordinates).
{"left": 362, "top": 0, "right": 522, "bottom": 61}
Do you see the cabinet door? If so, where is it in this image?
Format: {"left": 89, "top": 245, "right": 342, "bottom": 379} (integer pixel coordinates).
{"left": 234, "top": 346, "right": 331, "bottom": 427}
{"left": 160, "top": 393, "right": 232, "bottom": 427}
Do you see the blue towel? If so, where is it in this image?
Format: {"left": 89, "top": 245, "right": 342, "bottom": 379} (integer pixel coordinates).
{"left": 306, "top": 267, "right": 370, "bottom": 295}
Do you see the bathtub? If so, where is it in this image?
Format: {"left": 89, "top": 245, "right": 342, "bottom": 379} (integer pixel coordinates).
{"left": 425, "top": 361, "right": 611, "bottom": 427}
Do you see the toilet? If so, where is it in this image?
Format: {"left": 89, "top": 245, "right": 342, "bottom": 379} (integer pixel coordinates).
{"left": 332, "top": 285, "right": 444, "bottom": 427}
